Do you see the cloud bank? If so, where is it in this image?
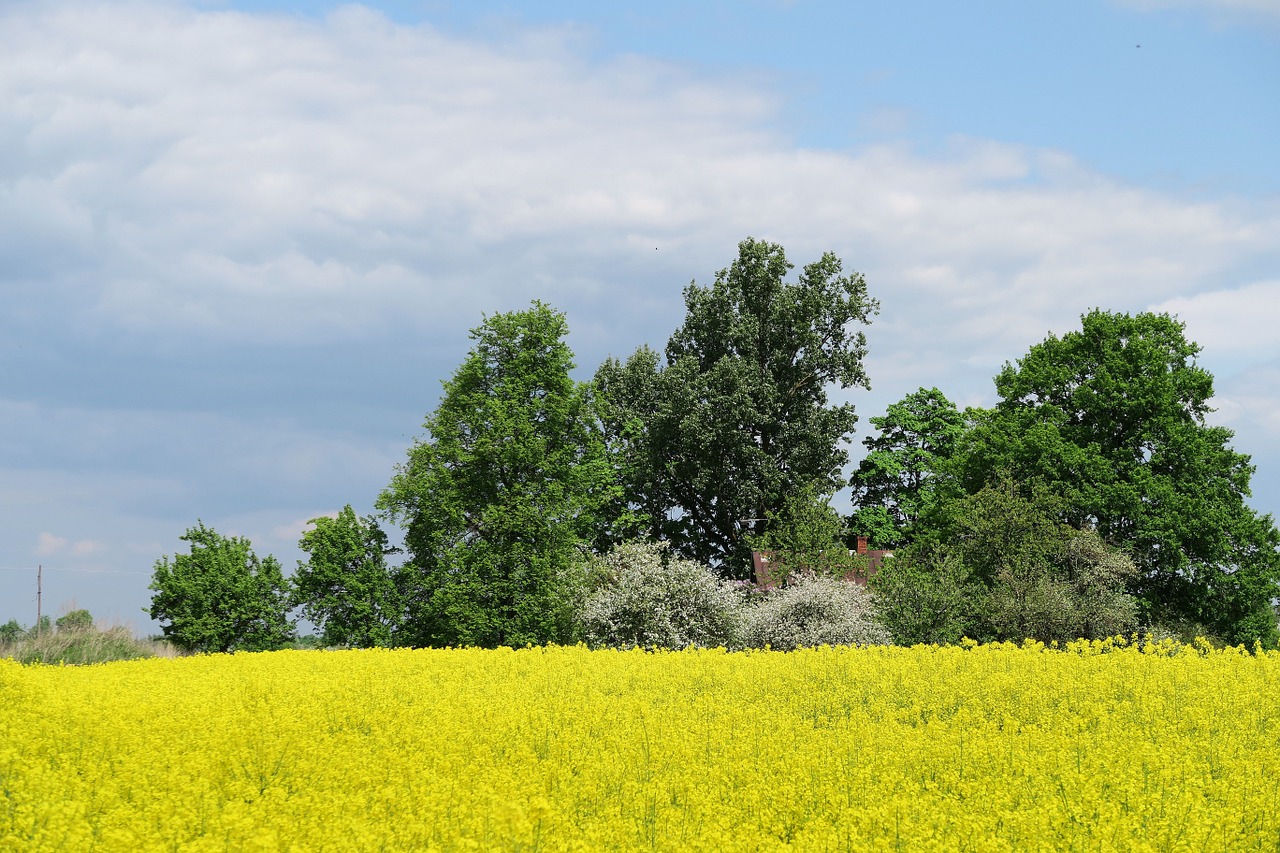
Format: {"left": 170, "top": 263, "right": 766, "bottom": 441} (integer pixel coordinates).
{"left": 5, "top": 2, "right": 1277, "bottom": 354}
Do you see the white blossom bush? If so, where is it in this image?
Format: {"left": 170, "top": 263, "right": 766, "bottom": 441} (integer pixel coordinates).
{"left": 576, "top": 541, "right": 744, "bottom": 650}
{"left": 742, "top": 574, "right": 890, "bottom": 650}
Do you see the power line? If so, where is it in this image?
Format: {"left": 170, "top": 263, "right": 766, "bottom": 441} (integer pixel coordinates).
{"left": 0, "top": 565, "right": 148, "bottom": 574}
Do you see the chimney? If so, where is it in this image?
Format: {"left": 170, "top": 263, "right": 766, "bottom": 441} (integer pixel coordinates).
{"left": 856, "top": 535, "right": 868, "bottom": 554}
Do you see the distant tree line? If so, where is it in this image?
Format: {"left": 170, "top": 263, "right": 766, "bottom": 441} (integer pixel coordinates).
{"left": 145, "top": 239, "right": 1280, "bottom": 653}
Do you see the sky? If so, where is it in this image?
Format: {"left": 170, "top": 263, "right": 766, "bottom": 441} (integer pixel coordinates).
{"left": 2, "top": 0, "right": 1278, "bottom": 633}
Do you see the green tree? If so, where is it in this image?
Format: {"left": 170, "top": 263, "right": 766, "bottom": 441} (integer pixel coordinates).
{"left": 378, "top": 302, "right": 617, "bottom": 648}
{"left": 148, "top": 522, "right": 295, "bottom": 653}
{"left": 595, "top": 238, "right": 878, "bottom": 576}
{"left": 876, "top": 475, "right": 1138, "bottom": 644}
{"left": 869, "top": 544, "right": 980, "bottom": 646}
{"left": 293, "top": 506, "right": 402, "bottom": 648}
{"left": 954, "top": 310, "right": 1280, "bottom": 645}
{"left": 0, "top": 619, "right": 22, "bottom": 644}
{"left": 849, "top": 387, "right": 966, "bottom": 548}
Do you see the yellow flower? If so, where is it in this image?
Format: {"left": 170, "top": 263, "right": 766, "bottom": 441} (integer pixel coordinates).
{"left": 2, "top": 641, "right": 1277, "bottom": 851}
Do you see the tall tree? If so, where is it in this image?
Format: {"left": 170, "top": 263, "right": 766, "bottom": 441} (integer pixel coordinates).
{"left": 292, "top": 506, "right": 402, "bottom": 648}
{"left": 953, "top": 310, "right": 1280, "bottom": 645}
{"left": 595, "top": 238, "right": 878, "bottom": 576}
{"left": 848, "top": 386, "right": 966, "bottom": 548}
{"left": 378, "top": 302, "right": 617, "bottom": 648}
{"left": 148, "top": 522, "right": 295, "bottom": 653}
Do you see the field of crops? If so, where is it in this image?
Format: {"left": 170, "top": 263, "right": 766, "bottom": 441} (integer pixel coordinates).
{"left": 3, "top": 639, "right": 1279, "bottom": 851}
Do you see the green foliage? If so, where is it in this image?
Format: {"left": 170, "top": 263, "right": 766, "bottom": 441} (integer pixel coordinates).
{"left": 148, "top": 521, "right": 295, "bottom": 654}
{"left": 870, "top": 545, "right": 982, "bottom": 646}
{"left": 596, "top": 238, "right": 878, "bottom": 576}
{"left": 56, "top": 609, "right": 94, "bottom": 633}
{"left": 741, "top": 575, "right": 890, "bottom": 650}
{"left": 849, "top": 387, "right": 965, "bottom": 548}
{"left": 879, "top": 476, "right": 1139, "bottom": 644}
{"left": 591, "top": 344, "right": 670, "bottom": 550}
{"left": 747, "top": 486, "right": 866, "bottom": 584}
{"left": 379, "top": 302, "right": 618, "bottom": 648}
{"left": 0, "top": 619, "right": 23, "bottom": 644}
{"left": 1056, "top": 529, "right": 1141, "bottom": 640}
{"left": 576, "top": 540, "right": 744, "bottom": 650}
{"left": 293, "top": 506, "right": 402, "bottom": 648}
{"left": 953, "top": 310, "right": 1280, "bottom": 646}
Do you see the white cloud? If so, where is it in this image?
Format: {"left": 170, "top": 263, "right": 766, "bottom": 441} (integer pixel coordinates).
{"left": 70, "top": 539, "right": 104, "bottom": 557}
{"left": 1213, "top": 364, "right": 1280, "bottom": 434}
{"left": 4, "top": 0, "right": 1278, "bottom": 364}
{"left": 35, "top": 532, "right": 70, "bottom": 557}
{"left": 1149, "top": 280, "right": 1280, "bottom": 361}
{"left": 33, "top": 531, "right": 102, "bottom": 558}
{"left": 272, "top": 511, "right": 340, "bottom": 544}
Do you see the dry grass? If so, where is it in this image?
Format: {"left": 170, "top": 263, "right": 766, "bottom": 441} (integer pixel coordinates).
{"left": 0, "top": 624, "right": 179, "bottom": 665}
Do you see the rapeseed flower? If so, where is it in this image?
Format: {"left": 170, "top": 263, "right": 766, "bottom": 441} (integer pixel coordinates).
{"left": 2, "top": 640, "right": 1277, "bottom": 851}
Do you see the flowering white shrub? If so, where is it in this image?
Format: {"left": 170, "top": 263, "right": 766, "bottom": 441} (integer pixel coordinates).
{"left": 742, "top": 574, "right": 890, "bottom": 650}
{"left": 577, "top": 541, "right": 744, "bottom": 650}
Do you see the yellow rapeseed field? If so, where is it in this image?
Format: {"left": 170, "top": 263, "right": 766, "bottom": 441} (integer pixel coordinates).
{"left": 3, "top": 639, "right": 1279, "bottom": 852}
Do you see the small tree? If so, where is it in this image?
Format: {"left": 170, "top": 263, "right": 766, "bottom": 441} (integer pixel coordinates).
{"left": 577, "top": 540, "right": 744, "bottom": 650}
{"left": 1057, "top": 529, "right": 1140, "bottom": 639}
{"left": 881, "top": 475, "right": 1140, "bottom": 644}
{"left": 149, "top": 521, "right": 295, "bottom": 653}
{"left": 742, "top": 575, "right": 890, "bottom": 650}
{"left": 293, "top": 506, "right": 402, "bottom": 648}
{"left": 0, "top": 619, "right": 23, "bottom": 644}
{"left": 870, "top": 546, "right": 982, "bottom": 646}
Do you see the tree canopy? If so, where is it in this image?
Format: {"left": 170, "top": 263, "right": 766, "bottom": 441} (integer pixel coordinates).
{"left": 873, "top": 476, "right": 1138, "bottom": 645}
{"left": 293, "top": 506, "right": 402, "bottom": 648}
{"left": 139, "top": 255, "right": 1279, "bottom": 652}
{"left": 950, "top": 310, "right": 1279, "bottom": 645}
{"left": 148, "top": 522, "right": 294, "bottom": 653}
{"left": 848, "top": 386, "right": 965, "bottom": 548}
{"left": 378, "top": 301, "right": 617, "bottom": 648}
{"left": 595, "top": 238, "right": 878, "bottom": 576}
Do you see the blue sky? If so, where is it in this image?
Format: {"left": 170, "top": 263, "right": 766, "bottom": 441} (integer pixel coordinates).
{"left": 2, "top": 0, "right": 1278, "bottom": 631}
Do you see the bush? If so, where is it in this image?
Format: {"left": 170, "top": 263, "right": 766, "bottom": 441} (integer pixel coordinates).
{"left": 870, "top": 546, "right": 983, "bottom": 645}
{"left": 741, "top": 575, "right": 890, "bottom": 650}
{"left": 56, "top": 609, "right": 94, "bottom": 634}
{"left": 874, "top": 479, "right": 1143, "bottom": 645}
{"left": 577, "top": 541, "right": 744, "bottom": 650}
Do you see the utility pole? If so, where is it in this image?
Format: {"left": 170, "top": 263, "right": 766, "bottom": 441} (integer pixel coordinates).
{"left": 36, "top": 564, "right": 42, "bottom": 634}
